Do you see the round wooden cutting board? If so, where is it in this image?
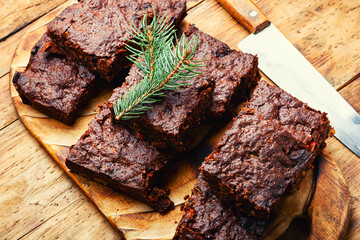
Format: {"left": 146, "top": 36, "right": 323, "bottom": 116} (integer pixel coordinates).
{"left": 10, "top": 23, "right": 350, "bottom": 240}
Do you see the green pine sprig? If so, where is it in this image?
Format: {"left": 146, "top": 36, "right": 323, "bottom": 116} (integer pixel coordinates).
{"left": 113, "top": 11, "right": 205, "bottom": 121}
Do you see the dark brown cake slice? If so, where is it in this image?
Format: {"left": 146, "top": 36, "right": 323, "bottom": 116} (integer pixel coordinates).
{"left": 206, "top": 50, "right": 260, "bottom": 121}
{"left": 12, "top": 34, "right": 97, "bottom": 125}
{"left": 173, "top": 174, "right": 268, "bottom": 240}
{"left": 47, "top": 0, "right": 187, "bottom": 81}
{"left": 201, "top": 109, "right": 315, "bottom": 218}
{"left": 109, "top": 66, "right": 214, "bottom": 152}
{"left": 175, "top": 25, "right": 260, "bottom": 121}
{"left": 66, "top": 103, "right": 174, "bottom": 213}
{"left": 247, "top": 81, "right": 333, "bottom": 153}
{"left": 111, "top": 26, "right": 260, "bottom": 152}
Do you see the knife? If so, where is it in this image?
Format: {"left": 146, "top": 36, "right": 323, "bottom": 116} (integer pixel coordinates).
{"left": 217, "top": 0, "right": 360, "bottom": 157}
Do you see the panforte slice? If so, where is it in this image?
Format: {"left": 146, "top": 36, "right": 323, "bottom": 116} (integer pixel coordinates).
{"left": 110, "top": 64, "right": 214, "bottom": 152}
{"left": 173, "top": 174, "right": 268, "bottom": 240}
{"left": 13, "top": 34, "right": 97, "bottom": 124}
{"left": 201, "top": 109, "right": 315, "bottom": 218}
{"left": 181, "top": 26, "right": 260, "bottom": 120}
{"left": 66, "top": 103, "right": 174, "bottom": 213}
{"left": 247, "top": 81, "right": 333, "bottom": 153}
{"left": 47, "top": 0, "right": 186, "bottom": 81}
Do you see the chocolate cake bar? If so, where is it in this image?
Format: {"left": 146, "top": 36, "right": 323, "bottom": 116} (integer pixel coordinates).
{"left": 247, "top": 81, "right": 333, "bottom": 153}
{"left": 180, "top": 25, "right": 260, "bottom": 121}
{"left": 201, "top": 109, "right": 315, "bottom": 218}
{"left": 47, "top": 0, "right": 187, "bottom": 81}
{"left": 207, "top": 50, "right": 260, "bottom": 121}
{"left": 110, "top": 64, "right": 214, "bottom": 152}
{"left": 13, "top": 34, "right": 97, "bottom": 125}
{"left": 66, "top": 103, "right": 174, "bottom": 213}
{"left": 112, "top": 26, "right": 260, "bottom": 152}
{"left": 173, "top": 174, "right": 268, "bottom": 240}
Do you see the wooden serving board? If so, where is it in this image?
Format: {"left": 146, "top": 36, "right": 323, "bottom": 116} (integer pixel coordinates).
{"left": 9, "top": 7, "right": 350, "bottom": 240}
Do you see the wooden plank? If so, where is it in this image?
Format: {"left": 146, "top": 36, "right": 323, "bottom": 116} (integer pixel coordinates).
{"left": 187, "top": 0, "right": 205, "bottom": 9}
{"left": 0, "top": 120, "right": 119, "bottom": 240}
{"left": 0, "top": 0, "right": 77, "bottom": 78}
{"left": 19, "top": 198, "right": 121, "bottom": 240}
{"left": 252, "top": 0, "right": 360, "bottom": 89}
{"left": 0, "top": 0, "right": 68, "bottom": 40}
{"left": 339, "top": 78, "right": 360, "bottom": 112}
{"left": 0, "top": 74, "right": 18, "bottom": 129}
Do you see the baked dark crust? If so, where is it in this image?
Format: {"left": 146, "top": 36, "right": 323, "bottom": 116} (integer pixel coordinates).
{"left": 110, "top": 26, "right": 259, "bottom": 152}
{"left": 66, "top": 103, "right": 174, "bottom": 213}
{"left": 47, "top": 0, "right": 187, "bottom": 81}
{"left": 109, "top": 66, "right": 214, "bottom": 152}
{"left": 247, "top": 81, "right": 333, "bottom": 153}
{"left": 201, "top": 109, "right": 315, "bottom": 218}
{"left": 184, "top": 25, "right": 260, "bottom": 121}
{"left": 12, "top": 34, "right": 97, "bottom": 125}
{"left": 207, "top": 50, "right": 260, "bottom": 121}
{"left": 173, "top": 174, "right": 268, "bottom": 240}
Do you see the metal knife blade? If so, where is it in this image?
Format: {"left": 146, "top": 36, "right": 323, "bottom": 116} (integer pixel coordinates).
{"left": 218, "top": 0, "right": 360, "bottom": 157}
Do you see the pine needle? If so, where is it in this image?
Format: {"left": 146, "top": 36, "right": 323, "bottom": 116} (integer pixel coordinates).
{"left": 113, "top": 10, "right": 205, "bottom": 121}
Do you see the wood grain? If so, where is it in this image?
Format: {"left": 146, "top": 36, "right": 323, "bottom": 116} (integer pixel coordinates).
{"left": 253, "top": 0, "right": 360, "bottom": 89}
{"left": 0, "top": 73, "right": 18, "bottom": 129}
{"left": 0, "top": 0, "right": 68, "bottom": 40}
{"left": 332, "top": 79, "right": 360, "bottom": 239}
{"left": 8, "top": 17, "right": 351, "bottom": 240}
{"left": 0, "top": 120, "right": 120, "bottom": 240}
{"left": 0, "top": 0, "right": 77, "bottom": 79}
{"left": 1, "top": 0, "right": 359, "bottom": 238}
{"left": 307, "top": 151, "right": 351, "bottom": 239}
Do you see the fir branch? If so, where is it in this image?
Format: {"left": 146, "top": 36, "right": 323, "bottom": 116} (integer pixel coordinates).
{"left": 114, "top": 11, "right": 205, "bottom": 121}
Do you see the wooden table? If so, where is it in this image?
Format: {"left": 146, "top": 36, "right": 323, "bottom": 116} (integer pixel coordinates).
{"left": 0, "top": 0, "right": 359, "bottom": 239}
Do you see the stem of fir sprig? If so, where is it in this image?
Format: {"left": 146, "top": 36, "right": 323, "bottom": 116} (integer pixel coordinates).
{"left": 113, "top": 11, "right": 205, "bottom": 121}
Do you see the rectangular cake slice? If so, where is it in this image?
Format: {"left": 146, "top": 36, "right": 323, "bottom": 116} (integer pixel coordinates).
{"left": 13, "top": 34, "right": 97, "bottom": 125}
{"left": 109, "top": 63, "right": 214, "bottom": 152}
{"left": 111, "top": 26, "right": 260, "bottom": 152}
{"left": 183, "top": 25, "right": 260, "bottom": 121}
{"left": 201, "top": 109, "right": 315, "bottom": 218}
{"left": 66, "top": 103, "right": 174, "bottom": 213}
{"left": 173, "top": 174, "right": 268, "bottom": 240}
{"left": 47, "top": 0, "right": 187, "bottom": 81}
{"left": 247, "top": 81, "right": 333, "bottom": 153}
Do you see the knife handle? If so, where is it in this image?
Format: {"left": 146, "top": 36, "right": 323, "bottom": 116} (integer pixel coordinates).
{"left": 217, "top": 0, "right": 270, "bottom": 34}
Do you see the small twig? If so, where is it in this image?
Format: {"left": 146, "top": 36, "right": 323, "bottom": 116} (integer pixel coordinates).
{"left": 113, "top": 11, "right": 204, "bottom": 121}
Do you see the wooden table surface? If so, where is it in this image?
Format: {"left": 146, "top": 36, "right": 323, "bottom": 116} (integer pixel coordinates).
{"left": 0, "top": 0, "right": 359, "bottom": 239}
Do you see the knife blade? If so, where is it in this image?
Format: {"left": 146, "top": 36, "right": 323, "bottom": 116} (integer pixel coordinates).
{"left": 217, "top": 0, "right": 360, "bottom": 157}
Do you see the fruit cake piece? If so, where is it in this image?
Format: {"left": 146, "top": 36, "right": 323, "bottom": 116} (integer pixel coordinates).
{"left": 12, "top": 34, "right": 97, "bottom": 125}
{"left": 201, "top": 109, "right": 315, "bottom": 218}
{"left": 184, "top": 25, "right": 260, "bottom": 121}
{"left": 111, "top": 26, "right": 259, "bottom": 152}
{"left": 66, "top": 103, "right": 174, "bottom": 214}
{"left": 173, "top": 174, "right": 268, "bottom": 240}
{"left": 247, "top": 80, "right": 333, "bottom": 154}
{"left": 47, "top": 0, "right": 187, "bottom": 81}
{"left": 110, "top": 66, "right": 214, "bottom": 152}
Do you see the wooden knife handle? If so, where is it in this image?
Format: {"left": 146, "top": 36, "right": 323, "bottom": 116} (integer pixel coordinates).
{"left": 217, "top": 0, "right": 270, "bottom": 34}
